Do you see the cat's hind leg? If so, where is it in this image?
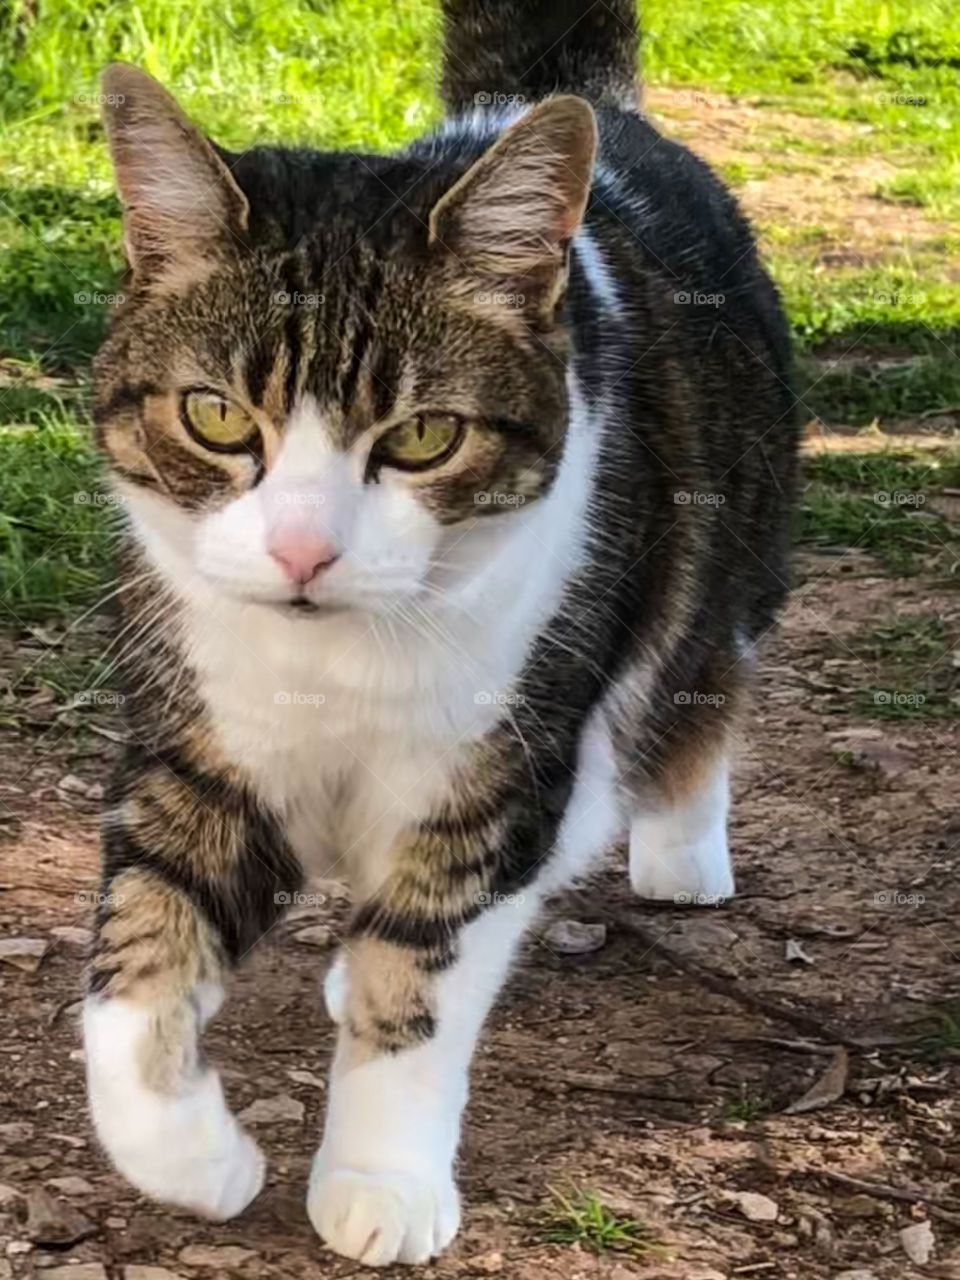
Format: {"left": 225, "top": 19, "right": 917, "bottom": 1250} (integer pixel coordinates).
{"left": 613, "top": 656, "right": 746, "bottom": 905}
{"left": 627, "top": 749, "right": 734, "bottom": 903}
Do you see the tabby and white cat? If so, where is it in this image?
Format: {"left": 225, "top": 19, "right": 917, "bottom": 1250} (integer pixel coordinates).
{"left": 84, "top": 0, "right": 796, "bottom": 1265}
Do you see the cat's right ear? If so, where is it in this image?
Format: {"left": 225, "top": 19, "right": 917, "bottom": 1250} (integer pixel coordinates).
{"left": 100, "top": 64, "right": 249, "bottom": 279}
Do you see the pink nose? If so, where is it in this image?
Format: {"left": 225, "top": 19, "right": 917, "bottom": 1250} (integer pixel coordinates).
{"left": 268, "top": 535, "right": 339, "bottom": 586}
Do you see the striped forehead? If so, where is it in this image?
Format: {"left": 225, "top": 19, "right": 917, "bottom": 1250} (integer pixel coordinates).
{"left": 241, "top": 253, "right": 402, "bottom": 446}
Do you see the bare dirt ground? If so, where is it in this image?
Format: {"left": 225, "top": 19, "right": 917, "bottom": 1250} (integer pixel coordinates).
{"left": 2, "top": 98, "right": 959, "bottom": 1280}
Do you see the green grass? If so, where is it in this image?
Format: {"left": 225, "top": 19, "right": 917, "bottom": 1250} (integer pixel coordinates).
{"left": 799, "top": 446, "right": 960, "bottom": 575}
{"left": 540, "top": 1186, "right": 666, "bottom": 1258}
{"left": 832, "top": 611, "right": 960, "bottom": 719}
{"left": 1, "top": 1, "right": 958, "bottom": 622}
{"left": 723, "top": 1086, "right": 772, "bottom": 1122}
{"left": 906, "top": 1006, "right": 960, "bottom": 1061}
{"left": 819, "top": 607, "right": 960, "bottom": 719}
{"left": 0, "top": 419, "right": 114, "bottom": 620}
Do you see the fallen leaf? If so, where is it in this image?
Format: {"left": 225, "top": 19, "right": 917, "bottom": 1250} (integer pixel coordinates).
{"left": 785, "top": 1046, "right": 849, "bottom": 1115}
{"left": 25, "top": 1187, "right": 96, "bottom": 1245}
{"left": 178, "top": 1245, "right": 257, "bottom": 1268}
{"left": 542, "top": 919, "right": 607, "bottom": 955}
{"left": 0, "top": 937, "right": 48, "bottom": 972}
{"left": 292, "top": 925, "right": 334, "bottom": 949}
{"left": 238, "top": 1094, "right": 305, "bottom": 1124}
{"left": 785, "top": 938, "right": 814, "bottom": 965}
{"left": 724, "top": 1190, "right": 779, "bottom": 1222}
{"left": 900, "top": 1219, "right": 934, "bottom": 1265}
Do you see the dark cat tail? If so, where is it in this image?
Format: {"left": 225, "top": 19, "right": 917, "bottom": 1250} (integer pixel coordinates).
{"left": 440, "top": 0, "right": 640, "bottom": 114}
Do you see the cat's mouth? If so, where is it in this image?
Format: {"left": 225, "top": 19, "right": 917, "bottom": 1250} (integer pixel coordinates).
{"left": 266, "top": 594, "right": 351, "bottom": 618}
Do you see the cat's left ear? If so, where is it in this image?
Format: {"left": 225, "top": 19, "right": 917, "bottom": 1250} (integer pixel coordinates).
{"left": 100, "top": 64, "right": 249, "bottom": 279}
{"left": 429, "top": 96, "right": 596, "bottom": 327}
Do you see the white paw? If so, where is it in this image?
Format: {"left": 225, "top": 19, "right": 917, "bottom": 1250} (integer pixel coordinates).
{"left": 94, "top": 1068, "right": 266, "bottom": 1220}
{"left": 323, "top": 953, "right": 348, "bottom": 1024}
{"left": 307, "top": 1165, "right": 460, "bottom": 1265}
{"left": 629, "top": 817, "right": 735, "bottom": 902}
{"left": 84, "top": 998, "right": 265, "bottom": 1221}
{"left": 629, "top": 757, "right": 734, "bottom": 903}
{"left": 630, "top": 836, "right": 735, "bottom": 903}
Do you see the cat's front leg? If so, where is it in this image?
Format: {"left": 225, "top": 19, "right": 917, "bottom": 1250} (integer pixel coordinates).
{"left": 308, "top": 893, "right": 538, "bottom": 1265}
{"left": 84, "top": 760, "right": 299, "bottom": 1219}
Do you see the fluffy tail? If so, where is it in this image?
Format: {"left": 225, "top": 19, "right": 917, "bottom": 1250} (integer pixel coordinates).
{"left": 440, "top": 0, "right": 640, "bottom": 113}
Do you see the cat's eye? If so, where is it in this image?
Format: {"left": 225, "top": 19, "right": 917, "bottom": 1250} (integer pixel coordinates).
{"left": 376, "top": 414, "right": 463, "bottom": 471}
{"left": 181, "top": 391, "right": 259, "bottom": 453}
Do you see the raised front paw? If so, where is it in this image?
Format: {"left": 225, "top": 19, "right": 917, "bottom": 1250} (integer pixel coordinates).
{"left": 89, "top": 1063, "right": 265, "bottom": 1221}
{"left": 307, "top": 1164, "right": 460, "bottom": 1265}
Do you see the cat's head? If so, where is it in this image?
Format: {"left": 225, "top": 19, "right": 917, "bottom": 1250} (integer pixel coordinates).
{"left": 94, "top": 66, "right": 596, "bottom": 617}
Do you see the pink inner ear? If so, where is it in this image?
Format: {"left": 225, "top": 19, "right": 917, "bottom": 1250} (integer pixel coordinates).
{"left": 429, "top": 96, "right": 597, "bottom": 279}
{"left": 101, "top": 64, "right": 248, "bottom": 272}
